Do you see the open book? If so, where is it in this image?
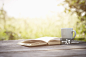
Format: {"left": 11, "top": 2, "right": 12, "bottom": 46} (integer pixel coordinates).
{"left": 18, "top": 37, "right": 61, "bottom": 46}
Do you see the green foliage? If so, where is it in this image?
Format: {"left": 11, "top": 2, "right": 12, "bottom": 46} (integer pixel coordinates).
{"left": 0, "top": 0, "right": 86, "bottom": 41}
{"left": 0, "top": 12, "right": 78, "bottom": 40}
{"left": 64, "top": 0, "right": 86, "bottom": 16}
{"left": 64, "top": 0, "right": 86, "bottom": 40}
{"left": 0, "top": 30, "right": 8, "bottom": 40}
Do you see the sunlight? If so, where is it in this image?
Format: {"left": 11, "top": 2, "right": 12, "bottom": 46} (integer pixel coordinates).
{"left": 0, "top": 0, "right": 80, "bottom": 40}
{"left": 1, "top": 0, "right": 65, "bottom": 18}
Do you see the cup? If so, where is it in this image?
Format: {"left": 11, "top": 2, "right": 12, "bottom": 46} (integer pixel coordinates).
{"left": 61, "top": 28, "right": 76, "bottom": 44}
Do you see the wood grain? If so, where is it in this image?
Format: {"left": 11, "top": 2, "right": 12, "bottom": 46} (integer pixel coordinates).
{"left": 0, "top": 40, "right": 86, "bottom": 57}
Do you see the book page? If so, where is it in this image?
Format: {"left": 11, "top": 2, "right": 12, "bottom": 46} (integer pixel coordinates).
{"left": 48, "top": 38, "right": 61, "bottom": 45}
{"left": 36, "top": 37, "right": 59, "bottom": 42}
{"left": 18, "top": 37, "right": 61, "bottom": 46}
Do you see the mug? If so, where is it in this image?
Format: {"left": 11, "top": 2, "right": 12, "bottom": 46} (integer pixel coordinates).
{"left": 61, "top": 28, "right": 76, "bottom": 40}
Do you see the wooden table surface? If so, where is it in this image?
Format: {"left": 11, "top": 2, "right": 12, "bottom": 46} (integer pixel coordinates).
{"left": 0, "top": 40, "right": 86, "bottom": 57}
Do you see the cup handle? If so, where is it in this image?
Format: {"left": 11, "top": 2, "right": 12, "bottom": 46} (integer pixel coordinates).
{"left": 72, "top": 30, "right": 76, "bottom": 40}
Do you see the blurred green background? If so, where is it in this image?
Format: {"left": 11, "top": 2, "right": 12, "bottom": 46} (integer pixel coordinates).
{"left": 0, "top": 0, "right": 86, "bottom": 41}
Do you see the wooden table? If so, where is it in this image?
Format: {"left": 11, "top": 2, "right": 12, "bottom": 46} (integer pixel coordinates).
{"left": 0, "top": 40, "right": 86, "bottom": 57}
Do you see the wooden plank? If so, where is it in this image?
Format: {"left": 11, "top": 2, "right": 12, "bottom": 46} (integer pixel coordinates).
{"left": 0, "top": 40, "right": 86, "bottom": 57}
{"left": 0, "top": 49, "right": 86, "bottom": 57}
